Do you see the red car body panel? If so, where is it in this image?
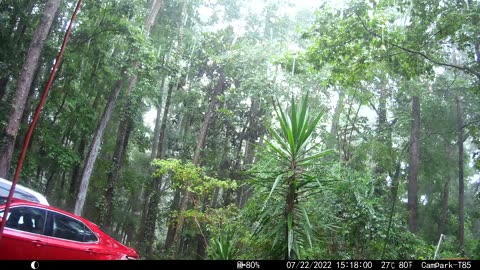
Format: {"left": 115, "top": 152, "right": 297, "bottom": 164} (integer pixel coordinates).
{"left": 0, "top": 198, "right": 139, "bottom": 260}
{"left": 0, "top": 229, "right": 50, "bottom": 259}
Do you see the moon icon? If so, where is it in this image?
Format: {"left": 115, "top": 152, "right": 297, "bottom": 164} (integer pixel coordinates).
{"left": 31, "top": 261, "right": 39, "bottom": 269}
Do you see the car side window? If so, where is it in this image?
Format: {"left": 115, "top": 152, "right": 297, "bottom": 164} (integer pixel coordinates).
{"left": 0, "top": 207, "right": 47, "bottom": 235}
{"left": 48, "top": 212, "right": 98, "bottom": 243}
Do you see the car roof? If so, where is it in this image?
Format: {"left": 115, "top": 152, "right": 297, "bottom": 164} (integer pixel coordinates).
{"left": 0, "top": 178, "right": 50, "bottom": 206}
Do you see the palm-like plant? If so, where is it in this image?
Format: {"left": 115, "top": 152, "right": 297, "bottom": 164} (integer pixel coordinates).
{"left": 257, "top": 92, "right": 332, "bottom": 259}
{"left": 208, "top": 227, "right": 238, "bottom": 260}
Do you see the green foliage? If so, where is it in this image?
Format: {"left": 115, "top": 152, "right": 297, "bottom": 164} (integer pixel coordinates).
{"left": 251, "top": 92, "right": 333, "bottom": 259}
{"left": 207, "top": 226, "right": 238, "bottom": 260}
{"left": 152, "top": 158, "right": 237, "bottom": 195}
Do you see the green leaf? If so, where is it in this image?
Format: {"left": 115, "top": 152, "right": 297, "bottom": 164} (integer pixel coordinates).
{"left": 265, "top": 139, "right": 289, "bottom": 161}
{"left": 290, "top": 96, "right": 298, "bottom": 143}
{"left": 298, "top": 149, "right": 335, "bottom": 164}
{"left": 287, "top": 212, "right": 294, "bottom": 258}
{"left": 264, "top": 174, "right": 284, "bottom": 210}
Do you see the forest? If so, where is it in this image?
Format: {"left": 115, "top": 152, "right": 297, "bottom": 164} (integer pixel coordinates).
{"left": 0, "top": 0, "right": 480, "bottom": 260}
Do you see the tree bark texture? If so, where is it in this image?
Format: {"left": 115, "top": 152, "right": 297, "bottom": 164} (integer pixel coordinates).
{"left": 171, "top": 68, "right": 225, "bottom": 258}
{"left": 407, "top": 96, "right": 420, "bottom": 233}
{"left": 144, "top": 0, "right": 163, "bottom": 36}
{"left": 99, "top": 0, "right": 165, "bottom": 236}
{"left": 327, "top": 87, "right": 344, "bottom": 150}
{"left": 0, "top": 0, "right": 61, "bottom": 178}
{"left": 151, "top": 77, "right": 166, "bottom": 158}
{"left": 142, "top": 81, "right": 174, "bottom": 258}
{"left": 74, "top": 78, "right": 125, "bottom": 216}
{"left": 456, "top": 95, "right": 464, "bottom": 248}
{"left": 102, "top": 76, "right": 137, "bottom": 232}
{"left": 438, "top": 176, "right": 450, "bottom": 236}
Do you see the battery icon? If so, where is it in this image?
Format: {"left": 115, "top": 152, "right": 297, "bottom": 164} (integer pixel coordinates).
{"left": 237, "top": 261, "right": 244, "bottom": 269}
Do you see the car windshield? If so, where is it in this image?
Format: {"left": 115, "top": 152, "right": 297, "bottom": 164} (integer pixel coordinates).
{"left": 0, "top": 196, "right": 6, "bottom": 206}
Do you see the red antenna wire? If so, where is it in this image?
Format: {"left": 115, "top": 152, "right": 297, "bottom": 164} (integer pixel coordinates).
{"left": 0, "top": 0, "right": 83, "bottom": 240}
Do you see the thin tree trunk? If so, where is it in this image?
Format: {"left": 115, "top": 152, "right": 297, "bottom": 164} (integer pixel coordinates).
{"left": 151, "top": 77, "right": 166, "bottom": 158}
{"left": 0, "top": 0, "right": 61, "bottom": 178}
{"left": 44, "top": 170, "right": 57, "bottom": 196}
{"left": 146, "top": 1, "right": 189, "bottom": 257}
{"left": 195, "top": 195, "right": 209, "bottom": 259}
{"left": 212, "top": 188, "right": 220, "bottom": 209}
{"left": 74, "top": 78, "right": 125, "bottom": 215}
{"left": 144, "top": 0, "right": 163, "bottom": 36}
{"left": 102, "top": 0, "right": 163, "bottom": 233}
{"left": 456, "top": 95, "right": 464, "bottom": 248}
{"left": 143, "top": 81, "right": 174, "bottom": 258}
{"left": 171, "top": 68, "right": 225, "bottom": 258}
{"left": 164, "top": 189, "right": 181, "bottom": 252}
{"left": 102, "top": 77, "right": 137, "bottom": 232}
{"left": 374, "top": 83, "right": 394, "bottom": 198}
{"left": 75, "top": 0, "right": 164, "bottom": 216}
{"left": 15, "top": 64, "right": 44, "bottom": 151}
{"left": 438, "top": 176, "right": 450, "bottom": 235}
{"left": 376, "top": 84, "right": 388, "bottom": 174}
{"left": 407, "top": 96, "right": 420, "bottom": 233}
{"left": 327, "top": 87, "right": 345, "bottom": 149}
{"left": 0, "top": 0, "right": 36, "bottom": 101}
{"left": 12, "top": 1, "right": 36, "bottom": 49}
{"left": 67, "top": 135, "right": 86, "bottom": 210}
{"left": 137, "top": 186, "right": 150, "bottom": 248}
{"left": 237, "top": 99, "right": 261, "bottom": 208}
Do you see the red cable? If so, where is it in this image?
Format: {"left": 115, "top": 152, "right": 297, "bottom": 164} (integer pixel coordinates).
{"left": 0, "top": 0, "right": 83, "bottom": 240}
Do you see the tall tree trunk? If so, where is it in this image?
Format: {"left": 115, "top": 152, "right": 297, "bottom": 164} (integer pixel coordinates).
{"left": 102, "top": 0, "right": 164, "bottom": 233}
{"left": 171, "top": 68, "right": 225, "bottom": 258}
{"left": 0, "top": 0, "right": 36, "bottom": 102}
{"left": 75, "top": 0, "right": 164, "bottom": 216}
{"left": 74, "top": 78, "right": 125, "bottom": 216}
{"left": 44, "top": 170, "right": 57, "bottom": 198}
{"left": 438, "top": 176, "right": 450, "bottom": 236}
{"left": 144, "top": 0, "right": 163, "bottom": 36}
{"left": 66, "top": 135, "right": 86, "bottom": 210}
{"left": 374, "top": 83, "right": 393, "bottom": 197}
{"left": 0, "top": 0, "right": 61, "bottom": 178}
{"left": 142, "top": 81, "right": 175, "bottom": 258}
{"left": 456, "top": 95, "right": 464, "bottom": 249}
{"left": 407, "top": 95, "right": 420, "bottom": 233}
{"left": 237, "top": 98, "right": 262, "bottom": 208}
{"left": 164, "top": 189, "right": 181, "bottom": 252}
{"left": 376, "top": 84, "right": 388, "bottom": 174}
{"left": 327, "top": 87, "right": 345, "bottom": 150}
{"left": 102, "top": 77, "right": 137, "bottom": 233}
{"left": 11, "top": 1, "right": 37, "bottom": 50}
{"left": 15, "top": 64, "right": 45, "bottom": 152}
{"left": 144, "top": 1, "right": 188, "bottom": 258}
{"left": 151, "top": 77, "right": 166, "bottom": 158}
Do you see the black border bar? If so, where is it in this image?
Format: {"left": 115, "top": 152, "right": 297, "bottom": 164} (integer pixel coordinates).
{"left": 2, "top": 259, "right": 477, "bottom": 270}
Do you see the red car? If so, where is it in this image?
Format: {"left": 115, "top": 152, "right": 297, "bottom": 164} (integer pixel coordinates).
{"left": 0, "top": 197, "right": 139, "bottom": 260}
